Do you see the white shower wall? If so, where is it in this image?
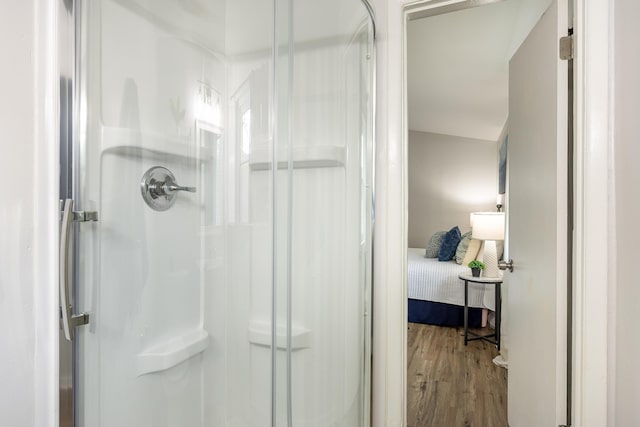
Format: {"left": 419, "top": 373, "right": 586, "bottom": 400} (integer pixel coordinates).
{"left": 224, "top": 6, "right": 373, "bottom": 425}
{"left": 224, "top": 33, "right": 372, "bottom": 425}
{"left": 71, "top": 0, "right": 372, "bottom": 426}
{"left": 284, "top": 37, "right": 371, "bottom": 426}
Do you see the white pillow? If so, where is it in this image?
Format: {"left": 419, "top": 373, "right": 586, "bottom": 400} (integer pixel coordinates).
{"left": 462, "top": 239, "right": 482, "bottom": 266}
{"left": 455, "top": 231, "right": 473, "bottom": 264}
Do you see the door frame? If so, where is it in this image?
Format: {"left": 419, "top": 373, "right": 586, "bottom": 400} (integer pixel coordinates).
{"left": 57, "top": 0, "right": 77, "bottom": 426}
{"left": 370, "top": 0, "right": 611, "bottom": 426}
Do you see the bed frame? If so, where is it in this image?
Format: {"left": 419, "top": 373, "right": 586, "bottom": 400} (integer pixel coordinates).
{"left": 408, "top": 299, "right": 484, "bottom": 327}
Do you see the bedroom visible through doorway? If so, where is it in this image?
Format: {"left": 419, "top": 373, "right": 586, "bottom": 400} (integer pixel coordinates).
{"left": 405, "top": 0, "right": 563, "bottom": 425}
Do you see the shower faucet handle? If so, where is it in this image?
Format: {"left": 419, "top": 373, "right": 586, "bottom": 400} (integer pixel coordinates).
{"left": 140, "top": 166, "right": 196, "bottom": 211}
{"left": 161, "top": 176, "right": 196, "bottom": 194}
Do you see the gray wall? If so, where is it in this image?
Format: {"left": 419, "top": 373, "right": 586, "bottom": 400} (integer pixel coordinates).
{"left": 407, "top": 130, "right": 498, "bottom": 248}
{"left": 614, "top": 0, "right": 640, "bottom": 424}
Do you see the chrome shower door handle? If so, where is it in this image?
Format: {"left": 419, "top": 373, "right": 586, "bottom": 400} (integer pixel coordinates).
{"left": 59, "top": 199, "right": 74, "bottom": 341}
{"left": 59, "top": 199, "right": 93, "bottom": 341}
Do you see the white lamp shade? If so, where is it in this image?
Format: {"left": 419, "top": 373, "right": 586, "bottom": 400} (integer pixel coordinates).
{"left": 471, "top": 212, "right": 505, "bottom": 240}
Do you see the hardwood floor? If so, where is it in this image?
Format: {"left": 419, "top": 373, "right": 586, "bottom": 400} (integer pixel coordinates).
{"left": 407, "top": 322, "right": 508, "bottom": 427}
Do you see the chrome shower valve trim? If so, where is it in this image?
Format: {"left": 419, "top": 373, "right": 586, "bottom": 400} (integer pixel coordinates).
{"left": 140, "top": 166, "right": 196, "bottom": 211}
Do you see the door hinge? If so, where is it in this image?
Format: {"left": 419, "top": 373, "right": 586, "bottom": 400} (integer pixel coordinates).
{"left": 70, "top": 312, "right": 90, "bottom": 328}
{"left": 72, "top": 211, "right": 99, "bottom": 222}
{"left": 559, "top": 35, "right": 574, "bottom": 60}
{"left": 59, "top": 202, "right": 99, "bottom": 222}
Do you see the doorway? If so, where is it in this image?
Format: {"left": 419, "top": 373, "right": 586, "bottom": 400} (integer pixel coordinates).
{"left": 403, "top": 0, "right": 571, "bottom": 425}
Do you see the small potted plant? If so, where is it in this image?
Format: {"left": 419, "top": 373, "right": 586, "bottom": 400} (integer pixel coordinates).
{"left": 468, "top": 260, "right": 485, "bottom": 277}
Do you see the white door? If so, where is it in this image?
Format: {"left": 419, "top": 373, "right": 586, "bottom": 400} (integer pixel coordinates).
{"left": 507, "top": 0, "right": 569, "bottom": 425}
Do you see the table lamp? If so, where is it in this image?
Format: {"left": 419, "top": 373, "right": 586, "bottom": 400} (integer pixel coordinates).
{"left": 471, "top": 212, "right": 505, "bottom": 278}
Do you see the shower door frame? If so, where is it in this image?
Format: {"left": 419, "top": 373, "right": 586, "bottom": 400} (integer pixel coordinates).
{"left": 58, "top": 0, "right": 79, "bottom": 426}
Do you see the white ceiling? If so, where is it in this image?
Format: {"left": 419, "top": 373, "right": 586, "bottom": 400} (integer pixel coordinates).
{"left": 407, "top": 0, "right": 552, "bottom": 141}
{"left": 116, "top": 0, "right": 370, "bottom": 57}
{"left": 226, "top": 0, "right": 370, "bottom": 55}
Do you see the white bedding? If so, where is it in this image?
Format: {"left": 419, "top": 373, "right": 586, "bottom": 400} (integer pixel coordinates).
{"left": 407, "top": 248, "right": 489, "bottom": 309}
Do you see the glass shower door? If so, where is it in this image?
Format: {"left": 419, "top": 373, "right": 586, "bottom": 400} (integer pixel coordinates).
{"left": 69, "top": 1, "right": 232, "bottom": 425}
{"left": 60, "top": 0, "right": 374, "bottom": 426}
{"left": 271, "top": 1, "right": 374, "bottom": 425}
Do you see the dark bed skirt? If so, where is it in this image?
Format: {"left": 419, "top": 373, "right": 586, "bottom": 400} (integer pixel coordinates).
{"left": 408, "top": 299, "right": 483, "bottom": 327}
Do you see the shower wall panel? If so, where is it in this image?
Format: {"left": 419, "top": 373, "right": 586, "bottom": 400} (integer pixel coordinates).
{"left": 284, "top": 33, "right": 371, "bottom": 426}
{"left": 75, "top": 1, "right": 227, "bottom": 425}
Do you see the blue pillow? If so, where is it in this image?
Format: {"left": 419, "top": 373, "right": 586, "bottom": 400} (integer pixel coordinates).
{"left": 438, "top": 226, "right": 462, "bottom": 261}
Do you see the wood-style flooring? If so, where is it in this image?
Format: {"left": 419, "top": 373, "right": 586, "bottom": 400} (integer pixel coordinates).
{"left": 407, "top": 322, "right": 508, "bottom": 427}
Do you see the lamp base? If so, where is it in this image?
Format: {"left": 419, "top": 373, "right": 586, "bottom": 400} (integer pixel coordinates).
{"left": 482, "top": 240, "right": 500, "bottom": 278}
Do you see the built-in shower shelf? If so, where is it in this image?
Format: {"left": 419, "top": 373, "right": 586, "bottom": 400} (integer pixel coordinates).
{"left": 136, "top": 329, "right": 209, "bottom": 376}
{"left": 248, "top": 322, "right": 311, "bottom": 351}
{"left": 248, "top": 146, "right": 345, "bottom": 171}
{"left": 101, "top": 127, "right": 213, "bottom": 160}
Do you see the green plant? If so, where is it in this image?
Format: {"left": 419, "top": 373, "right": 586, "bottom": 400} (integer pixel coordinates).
{"left": 468, "top": 260, "right": 486, "bottom": 270}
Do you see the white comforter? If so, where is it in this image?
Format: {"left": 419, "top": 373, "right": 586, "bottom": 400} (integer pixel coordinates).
{"left": 407, "top": 248, "right": 494, "bottom": 309}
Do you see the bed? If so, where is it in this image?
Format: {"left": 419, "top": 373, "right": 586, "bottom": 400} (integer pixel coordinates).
{"left": 407, "top": 247, "right": 495, "bottom": 327}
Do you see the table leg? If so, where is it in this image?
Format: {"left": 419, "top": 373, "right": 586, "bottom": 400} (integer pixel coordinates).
{"left": 464, "top": 279, "right": 468, "bottom": 345}
{"left": 495, "top": 282, "right": 501, "bottom": 350}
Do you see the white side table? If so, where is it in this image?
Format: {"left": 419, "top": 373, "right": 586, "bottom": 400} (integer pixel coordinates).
{"left": 458, "top": 274, "right": 503, "bottom": 350}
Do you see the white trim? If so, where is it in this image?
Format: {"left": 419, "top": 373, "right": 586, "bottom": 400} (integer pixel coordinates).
{"left": 572, "top": 0, "right": 612, "bottom": 425}
{"left": 34, "top": 1, "right": 58, "bottom": 426}
{"left": 371, "top": 0, "right": 408, "bottom": 424}
{"left": 371, "top": 1, "right": 474, "bottom": 425}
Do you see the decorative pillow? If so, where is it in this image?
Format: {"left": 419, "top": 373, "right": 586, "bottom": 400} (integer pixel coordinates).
{"left": 424, "top": 231, "right": 447, "bottom": 258}
{"left": 454, "top": 231, "right": 473, "bottom": 264}
{"left": 462, "top": 239, "right": 482, "bottom": 266}
{"left": 438, "top": 226, "right": 462, "bottom": 261}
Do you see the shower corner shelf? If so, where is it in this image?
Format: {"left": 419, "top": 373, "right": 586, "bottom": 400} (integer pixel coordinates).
{"left": 101, "top": 126, "right": 213, "bottom": 160}
{"left": 248, "top": 145, "right": 346, "bottom": 171}
{"left": 248, "top": 322, "right": 311, "bottom": 351}
{"left": 136, "top": 329, "right": 209, "bottom": 376}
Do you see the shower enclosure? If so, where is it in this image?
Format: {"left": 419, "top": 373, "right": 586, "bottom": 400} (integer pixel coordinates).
{"left": 58, "top": 0, "right": 375, "bottom": 426}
